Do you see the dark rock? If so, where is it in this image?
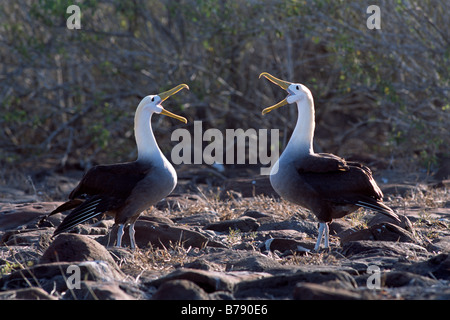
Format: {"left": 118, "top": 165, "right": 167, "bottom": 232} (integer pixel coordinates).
{"left": 329, "top": 220, "right": 353, "bottom": 235}
{"left": 63, "top": 281, "right": 136, "bottom": 300}
{"left": 382, "top": 271, "right": 438, "bottom": 288}
{"left": 0, "top": 202, "right": 60, "bottom": 231}
{"left": 429, "top": 236, "right": 450, "bottom": 253}
{"left": 0, "top": 287, "right": 57, "bottom": 300}
{"left": 340, "top": 223, "right": 418, "bottom": 245}
{"left": 339, "top": 228, "right": 374, "bottom": 243}
{"left": 0, "top": 261, "right": 124, "bottom": 292}
{"left": 241, "top": 210, "right": 271, "bottom": 220}
{"left": 429, "top": 253, "right": 450, "bottom": 280}
{"left": 225, "top": 254, "right": 284, "bottom": 272}
{"left": 1, "top": 228, "right": 52, "bottom": 247}
{"left": 234, "top": 269, "right": 356, "bottom": 299}
{"left": 369, "top": 223, "right": 417, "bottom": 242}
{"left": 341, "top": 240, "right": 429, "bottom": 259}
{"left": 204, "top": 217, "right": 260, "bottom": 233}
{"left": 151, "top": 280, "right": 210, "bottom": 300}
{"left": 148, "top": 268, "right": 235, "bottom": 293}
{"left": 263, "top": 238, "right": 314, "bottom": 253}
{"left": 181, "top": 258, "right": 221, "bottom": 271}
{"left": 189, "top": 248, "right": 269, "bottom": 268}
{"left": 232, "top": 241, "right": 257, "bottom": 251}
{"left": 367, "top": 213, "right": 414, "bottom": 232}
{"left": 40, "top": 233, "right": 121, "bottom": 273}
{"left": 293, "top": 282, "right": 362, "bottom": 300}
{"left": 395, "top": 253, "right": 450, "bottom": 280}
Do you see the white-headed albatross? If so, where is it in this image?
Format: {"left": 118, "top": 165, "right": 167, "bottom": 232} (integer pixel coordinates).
{"left": 259, "top": 72, "right": 400, "bottom": 251}
{"left": 45, "top": 84, "right": 189, "bottom": 249}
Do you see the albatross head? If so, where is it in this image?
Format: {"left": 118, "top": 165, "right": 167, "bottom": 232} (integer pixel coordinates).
{"left": 259, "top": 72, "right": 313, "bottom": 115}
{"left": 140, "top": 84, "right": 189, "bottom": 123}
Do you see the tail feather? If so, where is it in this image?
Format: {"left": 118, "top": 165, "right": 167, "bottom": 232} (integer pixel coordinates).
{"left": 53, "top": 196, "right": 109, "bottom": 236}
{"left": 49, "top": 199, "right": 84, "bottom": 217}
{"left": 356, "top": 199, "right": 400, "bottom": 222}
{"left": 39, "top": 199, "right": 84, "bottom": 226}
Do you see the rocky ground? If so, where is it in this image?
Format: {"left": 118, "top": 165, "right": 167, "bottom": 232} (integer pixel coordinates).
{"left": 0, "top": 167, "right": 449, "bottom": 300}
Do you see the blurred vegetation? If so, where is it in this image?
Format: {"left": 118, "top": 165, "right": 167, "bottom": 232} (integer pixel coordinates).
{"left": 0, "top": 0, "right": 448, "bottom": 174}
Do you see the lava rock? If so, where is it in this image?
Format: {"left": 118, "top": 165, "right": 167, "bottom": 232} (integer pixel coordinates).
{"left": 0, "top": 202, "right": 60, "bottom": 231}
{"left": 263, "top": 238, "right": 314, "bottom": 253}
{"left": 234, "top": 269, "right": 356, "bottom": 299}
{"left": 340, "top": 223, "right": 417, "bottom": 244}
{"left": 0, "top": 287, "right": 57, "bottom": 300}
{"left": 341, "top": 240, "right": 428, "bottom": 259}
{"left": 241, "top": 210, "right": 271, "bottom": 220}
{"left": 148, "top": 268, "right": 235, "bottom": 293}
{"left": 0, "top": 261, "right": 124, "bottom": 293}
{"left": 367, "top": 213, "right": 414, "bottom": 232}
{"left": 40, "top": 233, "right": 120, "bottom": 273}
{"left": 151, "top": 279, "right": 210, "bottom": 300}
{"left": 293, "top": 282, "right": 362, "bottom": 300}
{"left": 395, "top": 253, "right": 450, "bottom": 280}
{"left": 225, "top": 254, "right": 284, "bottom": 272}
{"left": 63, "top": 281, "right": 136, "bottom": 300}
{"left": 1, "top": 228, "right": 52, "bottom": 247}
{"left": 382, "top": 271, "right": 438, "bottom": 288}
{"left": 429, "top": 236, "right": 450, "bottom": 253}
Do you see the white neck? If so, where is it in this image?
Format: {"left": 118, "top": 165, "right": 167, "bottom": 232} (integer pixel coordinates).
{"left": 134, "top": 108, "right": 165, "bottom": 164}
{"left": 284, "top": 97, "right": 315, "bottom": 157}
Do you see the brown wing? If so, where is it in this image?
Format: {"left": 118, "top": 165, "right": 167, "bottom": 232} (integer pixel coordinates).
{"left": 69, "top": 162, "right": 152, "bottom": 199}
{"left": 296, "top": 153, "right": 349, "bottom": 173}
{"left": 296, "top": 155, "right": 399, "bottom": 221}
{"left": 51, "top": 161, "right": 153, "bottom": 235}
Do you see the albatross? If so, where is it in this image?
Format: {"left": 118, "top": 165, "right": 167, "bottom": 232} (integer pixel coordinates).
{"left": 45, "top": 84, "right": 189, "bottom": 249}
{"left": 259, "top": 72, "right": 400, "bottom": 251}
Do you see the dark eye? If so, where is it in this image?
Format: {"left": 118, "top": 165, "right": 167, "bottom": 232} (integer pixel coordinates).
{"left": 296, "top": 86, "right": 299, "bottom": 90}
{"left": 151, "top": 97, "right": 155, "bottom": 102}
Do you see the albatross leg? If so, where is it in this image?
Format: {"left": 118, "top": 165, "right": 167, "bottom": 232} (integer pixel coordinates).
{"left": 314, "top": 222, "right": 326, "bottom": 251}
{"left": 323, "top": 223, "right": 330, "bottom": 249}
{"left": 116, "top": 223, "right": 125, "bottom": 247}
{"left": 129, "top": 222, "right": 137, "bottom": 249}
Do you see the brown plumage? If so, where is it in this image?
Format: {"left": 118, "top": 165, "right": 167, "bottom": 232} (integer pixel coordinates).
{"left": 260, "top": 72, "right": 399, "bottom": 251}
{"left": 44, "top": 84, "right": 189, "bottom": 248}
{"left": 50, "top": 162, "right": 156, "bottom": 236}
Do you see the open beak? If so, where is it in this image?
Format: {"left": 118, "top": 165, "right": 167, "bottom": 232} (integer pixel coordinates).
{"left": 259, "top": 72, "right": 292, "bottom": 115}
{"left": 158, "top": 84, "right": 189, "bottom": 123}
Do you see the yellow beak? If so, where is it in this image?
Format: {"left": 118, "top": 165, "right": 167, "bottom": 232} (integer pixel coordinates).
{"left": 160, "top": 108, "right": 187, "bottom": 124}
{"left": 158, "top": 84, "right": 189, "bottom": 123}
{"left": 259, "top": 72, "right": 292, "bottom": 115}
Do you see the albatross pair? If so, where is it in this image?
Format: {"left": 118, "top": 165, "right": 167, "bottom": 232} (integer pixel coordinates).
{"left": 48, "top": 75, "right": 399, "bottom": 252}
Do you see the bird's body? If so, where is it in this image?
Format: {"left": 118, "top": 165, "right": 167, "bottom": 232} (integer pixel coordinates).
{"left": 46, "top": 84, "right": 188, "bottom": 248}
{"left": 260, "top": 72, "right": 399, "bottom": 251}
